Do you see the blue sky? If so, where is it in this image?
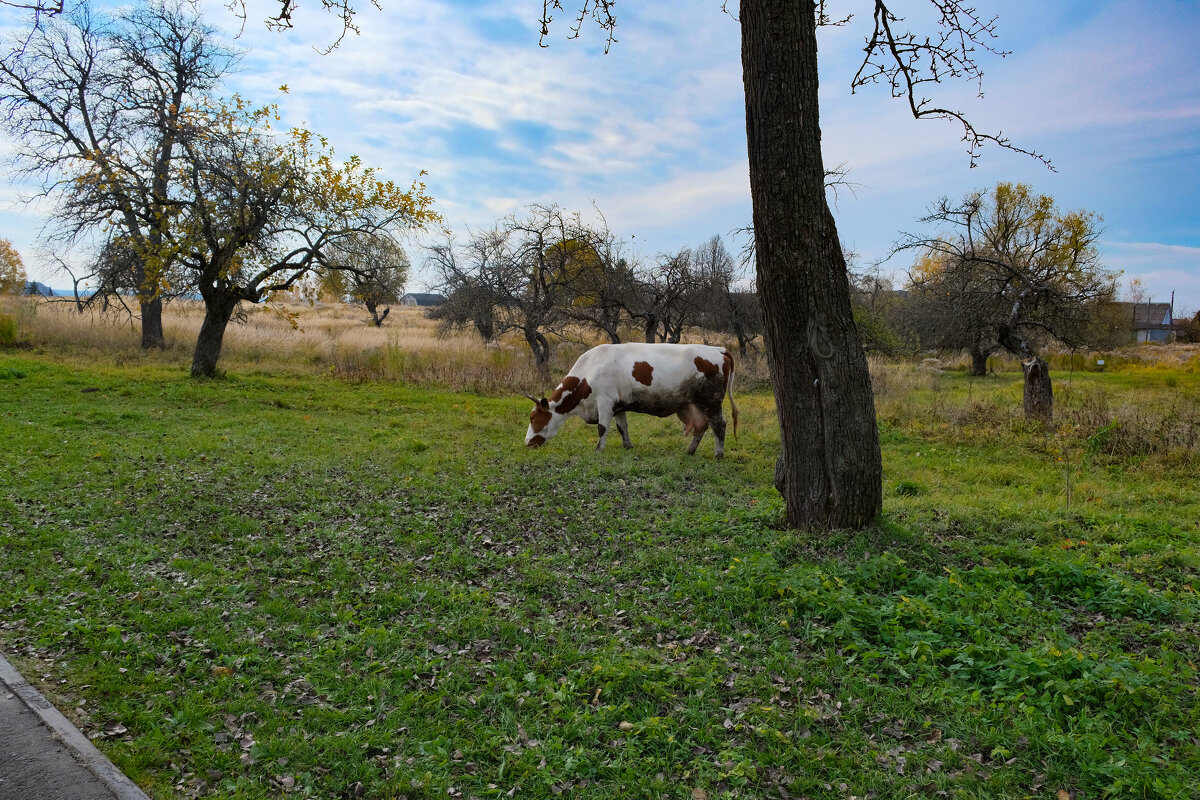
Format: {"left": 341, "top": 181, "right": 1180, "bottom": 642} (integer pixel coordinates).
{"left": 3, "top": 0, "right": 1199, "bottom": 314}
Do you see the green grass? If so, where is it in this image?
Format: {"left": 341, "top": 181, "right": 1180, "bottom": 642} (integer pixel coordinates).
{"left": 2, "top": 353, "right": 1198, "bottom": 799}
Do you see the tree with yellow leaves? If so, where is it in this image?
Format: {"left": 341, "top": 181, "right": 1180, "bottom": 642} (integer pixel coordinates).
{"left": 169, "top": 98, "right": 438, "bottom": 376}
{"left": 899, "top": 183, "right": 1117, "bottom": 421}
{"left": 0, "top": 239, "right": 26, "bottom": 294}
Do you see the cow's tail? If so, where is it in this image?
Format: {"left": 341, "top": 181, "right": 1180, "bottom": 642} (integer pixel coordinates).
{"left": 724, "top": 351, "right": 738, "bottom": 439}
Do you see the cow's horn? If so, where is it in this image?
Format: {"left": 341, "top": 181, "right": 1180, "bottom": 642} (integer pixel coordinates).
{"left": 523, "top": 394, "right": 540, "bottom": 404}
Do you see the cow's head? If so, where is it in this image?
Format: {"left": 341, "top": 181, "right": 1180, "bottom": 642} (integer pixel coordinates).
{"left": 523, "top": 376, "right": 591, "bottom": 447}
{"left": 524, "top": 395, "right": 561, "bottom": 447}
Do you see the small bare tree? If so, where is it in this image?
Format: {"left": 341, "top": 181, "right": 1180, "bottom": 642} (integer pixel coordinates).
{"left": 690, "top": 234, "right": 762, "bottom": 356}
{"left": 320, "top": 233, "right": 411, "bottom": 326}
{"left": 427, "top": 205, "right": 590, "bottom": 374}
{"left": 625, "top": 249, "right": 696, "bottom": 344}
{"left": 556, "top": 231, "right": 639, "bottom": 345}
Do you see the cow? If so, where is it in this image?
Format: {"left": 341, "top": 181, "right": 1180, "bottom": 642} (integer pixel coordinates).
{"left": 524, "top": 342, "right": 738, "bottom": 457}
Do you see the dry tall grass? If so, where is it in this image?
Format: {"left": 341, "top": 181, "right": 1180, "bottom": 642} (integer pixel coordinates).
{"left": 0, "top": 295, "right": 772, "bottom": 393}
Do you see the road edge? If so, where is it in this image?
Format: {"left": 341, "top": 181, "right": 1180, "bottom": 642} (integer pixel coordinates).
{"left": 0, "top": 651, "right": 152, "bottom": 800}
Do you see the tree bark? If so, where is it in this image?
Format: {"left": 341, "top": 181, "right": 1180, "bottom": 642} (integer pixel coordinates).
{"left": 969, "top": 348, "right": 989, "bottom": 377}
{"left": 741, "top": 0, "right": 882, "bottom": 529}
{"left": 140, "top": 295, "right": 165, "bottom": 349}
{"left": 191, "top": 294, "right": 238, "bottom": 378}
{"left": 366, "top": 300, "right": 390, "bottom": 327}
{"left": 526, "top": 329, "right": 551, "bottom": 376}
{"left": 1022, "top": 357, "right": 1053, "bottom": 422}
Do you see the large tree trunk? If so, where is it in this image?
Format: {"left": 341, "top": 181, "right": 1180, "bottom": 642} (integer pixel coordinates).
{"left": 140, "top": 295, "right": 165, "bottom": 349}
{"left": 1022, "top": 357, "right": 1053, "bottom": 422}
{"left": 741, "top": 0, "right": 882, "bottom": 529}
{"left": 526, "top": 330, "right": 551, "bottom": 377}
{"left": 365, "top": 300, "right": 389, "bottom": 327}
{"left": 191, "top": 294, "right": 238, "bottom": 378}
{"left": 969, "top": 348, "right": 989, "bottom": 377}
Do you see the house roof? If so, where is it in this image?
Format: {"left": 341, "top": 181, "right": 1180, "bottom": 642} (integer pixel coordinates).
{"left": 402, "top": 293, "right": 446, "bottom": 306}
{"left": 1115, "top": 301, "right": 1172, "bottom": 328}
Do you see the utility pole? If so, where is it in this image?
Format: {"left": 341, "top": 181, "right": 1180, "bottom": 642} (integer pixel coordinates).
{"left": 1170, "top": 291, "right": 1175, "bottom": 342}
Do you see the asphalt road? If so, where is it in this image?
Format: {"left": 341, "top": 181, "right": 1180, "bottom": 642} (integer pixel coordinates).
{"left": 0, "top": 653, "right": 149, "bottom": 800}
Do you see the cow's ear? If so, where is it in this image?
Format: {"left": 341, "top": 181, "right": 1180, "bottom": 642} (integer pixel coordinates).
{"left": 538, "top": 397, "right": 550, "bottom": 410}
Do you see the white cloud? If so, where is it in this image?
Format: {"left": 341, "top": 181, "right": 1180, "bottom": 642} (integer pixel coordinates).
{"left": 1103, "top": 241, "right": 1200, "bottom": 313}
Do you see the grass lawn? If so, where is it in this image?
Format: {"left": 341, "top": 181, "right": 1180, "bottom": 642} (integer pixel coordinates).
{"left": 1, "top": 352, "right": 1198, "bottom": 799}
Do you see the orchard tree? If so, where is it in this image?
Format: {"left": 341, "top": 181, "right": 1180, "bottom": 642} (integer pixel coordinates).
{"left": 0, "top": 239, "right": 26, "bottom": 293}
{"left": 691, "top": 234, "right": 762, "bottom": 356}
{"left": 898, "top": 183, "right": 1116, "bottom": 421}
{"left": 171, "top": 100, "right": 437, "bottom": 376}
{"left": 427, "top": 205, "right": 585, "bottom": 373}
{"left": 905, "top": 249, "right": 1001, "bottom": 374}
{"left": 0, "top": 0, "right": 238, "bottom": 348}
{"left": 1181, "top": 311, "right": 1200, "bottom": 344}
{"left": 320, "top": 233, "right": 411, "bottom": 326}
{"left": 627, "top": 249, "right": 696, "bottom": 344}
{"left": 552, "top": 232, "right": 639, "bottom": 345}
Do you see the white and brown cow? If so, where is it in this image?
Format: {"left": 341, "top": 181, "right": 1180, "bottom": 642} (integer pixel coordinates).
{"left": 524, "top": 342, "right": 738, "bottom": 457}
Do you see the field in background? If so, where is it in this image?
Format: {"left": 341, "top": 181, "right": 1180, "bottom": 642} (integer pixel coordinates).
{"left": 2, "top": 297, "right": 1200, "bottom": 798}
{"left": 0, "top": 295, "right": 776, "bottom": 393}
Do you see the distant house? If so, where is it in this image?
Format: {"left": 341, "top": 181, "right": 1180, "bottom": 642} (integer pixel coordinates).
{"left": 22, "top": 281, "right": 54, "bottom": 297}
{"left": 1115, "top": 301, "right": 1174, "bottom": 343}
{"left": 399, "top": 293, "right": 446, "bottom": 307}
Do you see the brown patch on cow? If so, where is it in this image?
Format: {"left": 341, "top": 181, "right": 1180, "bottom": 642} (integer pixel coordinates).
{"left": 694, "top": 356, "right": 720, "bottom": 377}
{"left": 527, "top": 434, "right": 546, "bottom": 448}
{"left": 631, "top": 361, "right": 654, "bottom": 386}
{"left": 550, "top": 376, "right": 581, "bottom": 403}
{"left": 530, "top": 403, "right": 552, "bottom": 433}
{"left": 554, "top": 377, "right": 592, "bottom": 415}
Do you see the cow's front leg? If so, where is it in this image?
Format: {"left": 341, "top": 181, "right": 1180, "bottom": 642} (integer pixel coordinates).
{"left": 595, "top": 398, "right": 615, "bottom": 451}
{"left": 614, "top": 411, "right": 632, "bottom": 449}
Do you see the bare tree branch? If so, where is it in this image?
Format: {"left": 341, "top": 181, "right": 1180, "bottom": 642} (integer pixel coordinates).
{"left": 853, "top": 1, "right": 1053, "bottom": 168}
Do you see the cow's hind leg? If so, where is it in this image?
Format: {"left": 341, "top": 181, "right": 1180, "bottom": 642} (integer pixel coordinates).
{"left": 614, "top": 411, "right": 632, "bottom": 449}
{"left": 708, "top": 411, "right": 728, "bottom": 459}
